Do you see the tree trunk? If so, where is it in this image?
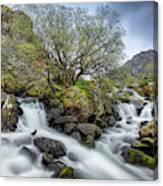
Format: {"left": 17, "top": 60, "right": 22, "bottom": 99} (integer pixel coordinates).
{"left": 73, "top": 67, "right": 84, "bottom": 84}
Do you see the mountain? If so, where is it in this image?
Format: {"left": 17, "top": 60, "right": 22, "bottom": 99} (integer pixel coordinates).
{"left": 123, "top": 50, "right": 157, "bottom": 78}
{"left": 109, "top": 50, "right": 158, "bottom": 83}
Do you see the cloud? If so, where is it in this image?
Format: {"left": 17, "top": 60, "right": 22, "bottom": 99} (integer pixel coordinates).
{"left": 110, "top": 2, "right": 155, "bottom": 61}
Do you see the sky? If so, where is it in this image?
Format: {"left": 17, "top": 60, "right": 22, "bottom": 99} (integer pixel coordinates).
{"left": 63, "top": 1, "right": 156, "bottom": 63}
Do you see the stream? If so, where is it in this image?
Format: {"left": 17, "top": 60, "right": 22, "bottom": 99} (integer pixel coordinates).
{"left": 1, "top": 90, "right": 154, "bottom": 180}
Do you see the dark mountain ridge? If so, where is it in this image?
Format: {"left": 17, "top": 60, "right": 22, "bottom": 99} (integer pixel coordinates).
{"left": 123, "top": 50, "right": 157, "bottom": 78}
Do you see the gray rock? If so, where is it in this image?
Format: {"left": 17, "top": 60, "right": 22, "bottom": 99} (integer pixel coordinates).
{"left": 112, "top": 106, "right": 121, "bottom": 121}
{"left": 1, "top": 94, "right": 19, "bottom": 132}
{"left": 131, "top": 99, "right": 144, "bottom": 115}
{"left": 34, "top": 137, "right": 66, "bottom": 158}
{"left": 84, "top": 135, "right": 95, "bottom": 147}
{"left": 40, "top": 151, "right": 76, "bottom": 179}
{"left": 64, "top": 123, "right": 76, "bottom": 134}
{"left": 78, "top": 123, "right": 102, "bottom": 139}
{"left": 47, "top": 108, "right": 63, "bottom": 125}
{"left": 105, "top": 115, "right": 116, "bottom": 127}
{"left": 70, "top": 131, "right": 82, "bottom": 142}
{"left": 54, "top": 116, "right": 77, "bottom": 125}
{"left": 95, "top": 117, "right": 108, "bottom": 128}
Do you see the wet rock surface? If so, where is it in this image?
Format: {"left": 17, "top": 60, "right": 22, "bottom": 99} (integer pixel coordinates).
{"left": 33, "top": 137, "right": 66, "bottom": 158}
{"left": 1, "top": 94, "right": 22, "bottom": 132}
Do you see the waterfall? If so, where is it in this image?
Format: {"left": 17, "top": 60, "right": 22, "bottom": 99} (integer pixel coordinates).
{"left": 1, "top": 94, "right": 154, "bottom": 180}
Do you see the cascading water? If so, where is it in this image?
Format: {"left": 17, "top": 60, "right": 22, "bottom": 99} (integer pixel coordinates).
{"left": 1, "top": 91, "right": 154, "bottom": 180}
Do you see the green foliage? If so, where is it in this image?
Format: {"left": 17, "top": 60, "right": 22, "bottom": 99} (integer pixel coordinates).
{"left": 75, "top": 80, "right": 94, "bottom": 99}
{"left": 17, "top": 43, "right": 36, "bottom": 63}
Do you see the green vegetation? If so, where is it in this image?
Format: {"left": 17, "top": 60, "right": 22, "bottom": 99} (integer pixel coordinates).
{"left": 125, "top": 148, "right": 156, "bottom": 169}
{"left": 58, "top": 167, "right": 74, "bottom": 178}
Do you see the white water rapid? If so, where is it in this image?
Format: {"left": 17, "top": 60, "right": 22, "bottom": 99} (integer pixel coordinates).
{"left": 1, "top": 91, "right": 154, "bottom": 180}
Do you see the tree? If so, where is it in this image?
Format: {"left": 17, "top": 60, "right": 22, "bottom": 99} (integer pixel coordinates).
{"left": 19, "top": 4, "right": 125, "bottom": 86}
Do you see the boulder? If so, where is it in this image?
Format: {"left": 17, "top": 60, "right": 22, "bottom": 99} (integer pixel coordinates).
{"left": 111, "top": 106, "right": 122, "bottom": 121}
{"left": 141, "top": 137, "right": 156, "bottom": 146}
{"left": 46, "top": 107, "right": 63, "bottom": 125}
{"left": 140, "top": 121, "right": 157, "bottom": 139}
{"left": 106, "top": 115, "right": 117, "bottom": 127}
{"left": 49, "top": 115, "right": 78, "bottom": 134}
{"left": 122, "top": 148, "right": 156, "bottom": 169}
{"left": 70, "top": 131, "right": 82, "bottom": 142}
{"left": 131, "top": 143, "right": 156, "bottom": 157}
{"left": 42, "top": 153, "right": 75, "bottom": 179}
{"left": 61, "top": 86, "right": 94, "bottom": 122}
{"left": 134, "top": 82, "right": 156, "bottom": 100}
{"left": 54, "top": 116, "right": 78, "bottom": 125}
{"left": 78, "top": 124, "right": 102, "bottom": 139}
{"left": 42, "top": 152, "right": 65, "bottom": 170}
{"left": 64, "top": 123, "right": 77, "bottom": 134}
{"left": 84, "top": 135, "right": 95, "bottom": 148}
{"left": 131, "top": 99, "right": 144, "bottom": 115}
{"left": 95, "top": 117, "right": 108, "bottom": 129}
{"left": 33, "top": 137, "right": 66, "bottom": 158}
{"left": 52, "top": 166, "right": 75, "bottom": 179}
{"left": 1, "top": 94, "right": 20, "bottom": 132}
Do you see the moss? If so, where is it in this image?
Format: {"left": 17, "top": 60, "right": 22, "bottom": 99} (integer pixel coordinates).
{"left": 133, "top": 80, "right": 156, "bottom": 99}
{"left": 58, "top": 167, "right": 74, "bottom": 178}
{"left": 133, "top": 143, "right": 149, "bottom": 148}
{"left": 60, "top": 86, "right": 94, "bottom": 122}
{"left": 118, "top": 92, "right": 134, "bottom": 103}
{"left": 2, "top": 73, "right": 29, "bottom": 94}
{"left": 125, "top": 148, "right": 156, "bottom": 169}
{"left": 141, "top": 137, "right": 156, "bottom": 146}
{"left": 26, "top": 78, "right": 54, "bottom": 98}
{"left": 75, "top": 79, "right": 94, "bottom": 100}
{"left": 84, "top": 135, "right": 95, "bottom": 148}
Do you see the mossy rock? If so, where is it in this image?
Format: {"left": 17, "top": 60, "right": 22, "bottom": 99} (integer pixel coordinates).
{"left": 140, "top": 121, "right": 157, "bottom": 139}
{"left": 1, "top": 94, "right": 19, "bottom": 132}
{"left": 134, "top": 82, "right": 156, "bottom": 100}
{"left": 132, "top": 142, "right": 157, "bottom": 157}
{"left": 123, "top": 148, "right": 156, "bottom": 169}
{"left": 118, "top": 92, "right": 134, "bottom": 103}
{"left": 84, "top": 135, "right": 95, "bottom": 148}
{"left": 140, "top": 137, "right": 156, "bottom": 146}
{"left": 2, "top": 73, "right": 30, "bottom": 95}
{"left": 58, "top": 167, "right": 75, "bottom": 179}
{"left": 26, "top": 78, "right": 52, "bottom": 98}
{"left": 60, "top": 86, "right": 94, "bottom": 122}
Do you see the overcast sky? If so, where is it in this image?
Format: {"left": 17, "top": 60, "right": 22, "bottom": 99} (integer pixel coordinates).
{"left": 64, "top": 1, "right": 156, "bottom": 62}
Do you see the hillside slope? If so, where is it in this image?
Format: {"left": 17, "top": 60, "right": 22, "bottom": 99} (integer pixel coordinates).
{"left": 123, "top": 50, "right": 157, "bottom": 78}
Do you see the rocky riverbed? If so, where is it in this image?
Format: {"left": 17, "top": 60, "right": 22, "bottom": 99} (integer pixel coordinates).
{"left": 1, "top": 87, "right": 158, "bottom": 180}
